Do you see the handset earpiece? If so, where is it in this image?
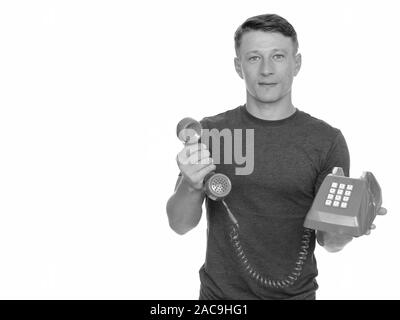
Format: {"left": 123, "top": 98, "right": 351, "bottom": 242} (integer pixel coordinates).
{"left": 176, "top": 117, "right": 231, "bottom": 201}
{"left": 176, "top": 117, "right": 203, "bottom": 145}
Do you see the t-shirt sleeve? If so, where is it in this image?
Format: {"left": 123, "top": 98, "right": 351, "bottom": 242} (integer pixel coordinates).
{"left": 314, "top": 130, "right": 350, "bottom": 195}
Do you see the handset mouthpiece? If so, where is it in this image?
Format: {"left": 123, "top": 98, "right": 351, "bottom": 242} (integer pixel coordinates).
{"left": 204, "top": 172, "right": 232, "bottom": 201}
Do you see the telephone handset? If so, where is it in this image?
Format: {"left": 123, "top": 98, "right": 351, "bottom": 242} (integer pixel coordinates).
{"left": 304, "top": 167, "right": 383, "bottom": 237}
{"left": 176, "top": 117, "right": 232, "bottom": 201}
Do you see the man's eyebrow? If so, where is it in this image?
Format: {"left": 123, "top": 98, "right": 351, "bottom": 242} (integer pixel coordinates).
{"left": 245, "top": 48, "right": 289, "bottom": 55}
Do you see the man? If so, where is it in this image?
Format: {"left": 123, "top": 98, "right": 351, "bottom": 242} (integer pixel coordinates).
{"left": 166, "top": 14, "right": 385, "bottom": 300}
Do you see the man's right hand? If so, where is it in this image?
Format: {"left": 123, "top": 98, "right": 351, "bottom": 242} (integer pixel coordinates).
{"left": 176, "top": 143, "right": 216, "bottom": 191}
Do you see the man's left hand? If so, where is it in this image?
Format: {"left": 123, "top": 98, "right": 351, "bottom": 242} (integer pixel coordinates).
{"left": 317, "top": 206, "right": 387, "bottom": 252}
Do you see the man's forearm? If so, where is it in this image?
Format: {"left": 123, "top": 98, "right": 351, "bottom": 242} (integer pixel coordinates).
{"left": 316, "top": 230, "right": 353, "bottom": 252}
{"left": 166, "top": 178, "right": 205, "bottom": 235}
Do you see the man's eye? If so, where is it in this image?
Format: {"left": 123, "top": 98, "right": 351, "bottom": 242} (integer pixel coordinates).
{"left": 248, "top": 56, "right": 260, "bottom": 62}
{"left": 273, "top": 54, "right": 285, "bottom": 61}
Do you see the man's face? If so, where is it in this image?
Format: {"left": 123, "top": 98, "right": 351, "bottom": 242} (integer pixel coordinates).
{"left": 234, "top": 30, "right": 301, "bottom": 104}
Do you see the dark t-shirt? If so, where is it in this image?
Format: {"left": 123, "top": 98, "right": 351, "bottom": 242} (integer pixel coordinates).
{"left": 197, "top": 105, "right": 350, "bottom": 300}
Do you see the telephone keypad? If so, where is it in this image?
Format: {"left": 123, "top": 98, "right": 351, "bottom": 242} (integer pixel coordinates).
{"left": 325, "top": 181, "right": 354, "bottom": 208}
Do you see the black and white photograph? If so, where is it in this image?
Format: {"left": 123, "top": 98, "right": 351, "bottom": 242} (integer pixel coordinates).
{"left": 0, "top": 0, "right": 399, "bottom": 304}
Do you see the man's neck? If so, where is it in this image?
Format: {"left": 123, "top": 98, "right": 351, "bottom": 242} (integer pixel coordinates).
{"left": 245, "top": 92, "right": 296, "bottom": 120}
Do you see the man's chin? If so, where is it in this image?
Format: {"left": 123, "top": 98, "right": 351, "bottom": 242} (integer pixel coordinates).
{"left": 255, "top": 95, "right": 281, "bottom": 104}
{"left": 247, "top": 90, "right": 285, "bottom": 104}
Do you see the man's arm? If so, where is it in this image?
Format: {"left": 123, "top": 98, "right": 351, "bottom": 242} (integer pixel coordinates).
{"left": 166, "top": 143, "right": 216, "bottom": 235}
{"left": 166, "top": 175, "right": 206, "bottom": 235}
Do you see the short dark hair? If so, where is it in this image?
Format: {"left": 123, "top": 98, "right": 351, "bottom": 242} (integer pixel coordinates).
{"left": 234, "top": 14, "right": 299, "bottom": 56}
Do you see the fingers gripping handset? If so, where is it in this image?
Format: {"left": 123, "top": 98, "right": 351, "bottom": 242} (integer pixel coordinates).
{"left": 176, "top": 117, "right": 232, "bottom": 201}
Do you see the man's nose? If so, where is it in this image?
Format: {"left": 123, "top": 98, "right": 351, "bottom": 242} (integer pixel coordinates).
{"left": 260, "top": 59, "right": 274, "bottom": 76}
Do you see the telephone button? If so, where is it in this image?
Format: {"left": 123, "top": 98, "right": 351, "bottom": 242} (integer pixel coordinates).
{"left": 329, "top": 188, "right": 336, "bottom": 194}
{"left": 344, "top": 190, "right": 351, "bottom": 196}
{"left": 327, "top": 194, "right": 334, "bottom": 200}
{"left": 335, "top": 195, "right": 342, "bottom": 201}
{"left": 333, "top": 201, "right": 340, "bottom": 207}
{"left": 325, "top": 200, "right": 332, "bottom": 206}
{"left": 341, "top": 202, "right": 348, "bottom": 208}
{"left": 339, "top": 184, "right": 346, "bottom": 189}
{"left": 343, "top": 196, "right": 349, "bottom": 202}
{"left": 337, "top": 189, "right": 344, "bottom": 195}
{"left": 331, "top": 182, "right": 338, "bottom": 188}
{"left": 346, "top": 184, "right": 353, "bottom": 190}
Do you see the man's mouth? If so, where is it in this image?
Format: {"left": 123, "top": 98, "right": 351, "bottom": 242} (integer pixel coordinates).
{"left": 258, "top": 82, "right": 277, "bottom": 86}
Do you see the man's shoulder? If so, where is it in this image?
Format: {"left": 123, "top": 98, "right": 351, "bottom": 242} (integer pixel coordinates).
{"left": 200, "top": 105, "right": 242, "bottom": 129}
{"left": 297, "top": 109, "right": 342, "bottom": 139}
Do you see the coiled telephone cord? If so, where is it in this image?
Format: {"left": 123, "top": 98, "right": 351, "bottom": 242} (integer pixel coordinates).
{"left": 222, "top": 200, "right": 313, "bottom": 289}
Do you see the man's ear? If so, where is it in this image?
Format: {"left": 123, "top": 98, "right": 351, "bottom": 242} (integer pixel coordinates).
{"left": 294, "top": 53, "right": 302, "bottom": 76}
{"left": 234, "top": 57, "right": 244, "bottom": 79}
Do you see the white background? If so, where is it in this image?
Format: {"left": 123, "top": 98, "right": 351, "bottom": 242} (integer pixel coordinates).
{"left": 0, "top": 0, "right": 399, "bottom": 300}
